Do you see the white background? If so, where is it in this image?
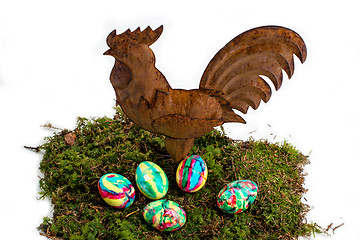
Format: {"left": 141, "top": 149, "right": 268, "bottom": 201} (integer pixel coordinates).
{"left": 1, "top": 0, "right": 359, "bottom": 239}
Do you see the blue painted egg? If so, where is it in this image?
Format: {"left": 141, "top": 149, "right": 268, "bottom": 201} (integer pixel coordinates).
{"left": 176, "top": 155, "right": 208, "bottom": 193}
{"left": 135, "top": 161, "right": 169, "bottom": 199}
{"left": 217, "top": 180, "right": 258, "bottom": 214}
{"left": 98, "top": 173, "right": 135, "bottom": 209}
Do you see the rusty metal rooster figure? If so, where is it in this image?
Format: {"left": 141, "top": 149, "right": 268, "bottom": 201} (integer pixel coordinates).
{"left": 104, "top": 25, "right": 307, "bottom": 163}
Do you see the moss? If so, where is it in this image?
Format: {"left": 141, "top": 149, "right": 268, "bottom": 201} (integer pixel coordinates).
{"left": 35, "top": 107, "right": 321, "bottom": 239}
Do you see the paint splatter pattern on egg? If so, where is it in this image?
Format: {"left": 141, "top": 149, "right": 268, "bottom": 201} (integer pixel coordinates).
{"left": 217, "top": 180, "right": 258, "bottom": 214}
{"left": 176, "top": 155, "right": 208, "bottom": 193}
{"left": 143, "top": 199, "right": 186, "bottom": 231}
{"left": 135, "top": 161, "right": 169, "bottom": 199}
{"left": 98, "top": 173, "right": 135, "bottom": 209}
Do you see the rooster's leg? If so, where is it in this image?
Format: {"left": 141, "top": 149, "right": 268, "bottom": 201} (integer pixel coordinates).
{"left": 164, "top": 137, "right": 194, "bottom": 163}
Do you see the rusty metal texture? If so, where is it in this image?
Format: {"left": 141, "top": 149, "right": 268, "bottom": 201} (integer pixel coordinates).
{"left": 104, "top": 25, "right": 307, "bottom": 162}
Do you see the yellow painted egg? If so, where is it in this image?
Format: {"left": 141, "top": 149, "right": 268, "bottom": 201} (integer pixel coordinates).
{"left": 98, "top": 173, "right": 135, "bottom": 209}
{"left": 135, "top": 161, "right": 169, "bottom": 200}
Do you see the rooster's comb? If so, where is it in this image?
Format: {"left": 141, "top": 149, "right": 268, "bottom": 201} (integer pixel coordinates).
{"left": 106, "top": 25, "right": 163, "bottom": 48}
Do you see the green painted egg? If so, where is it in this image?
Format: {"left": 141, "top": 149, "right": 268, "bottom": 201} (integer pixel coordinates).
{"left": 143, "top": 199, "right": 186, "bottom": 231}
{"left": 135, "top": 161, "right": 168, "bottom": 200}
{"left": 217, "top": 180, "right": 258, "bottom": 214}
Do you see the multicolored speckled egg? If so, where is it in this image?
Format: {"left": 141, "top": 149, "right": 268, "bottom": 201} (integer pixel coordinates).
{"left": 217, "top": 180, "right": 258, "bottom": 214}
{"left": 176, "top": 155, "right": 208, "bottom": 193}
{"left": 135, "top": 161, "right": 169, "bottom": 200}
{"left": 143, "top": 199, "right": 186, "bottom": 231}
{"left": 98, "top": 173, "right": 135, "bottom": 209}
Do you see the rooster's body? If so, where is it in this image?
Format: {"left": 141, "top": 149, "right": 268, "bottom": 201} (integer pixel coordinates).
{"left": 104, "top": 26, "right": 307, "bottom": 162}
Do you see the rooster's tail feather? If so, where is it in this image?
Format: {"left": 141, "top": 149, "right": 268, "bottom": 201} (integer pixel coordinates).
{"left": 199, "top": 26, "right": 306, "bottom": 120}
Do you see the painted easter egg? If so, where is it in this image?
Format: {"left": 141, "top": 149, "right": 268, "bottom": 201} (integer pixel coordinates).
{"left": 217, "top": 180, "right": 258, "bottom": 214}
{"left": 135, "top": 161, "right": 169, "bottom": 200}
{"left": 176, "top": 155, "right": 208, "bottom": 193}
{"left": 143, "top": 199, "right": 186, "bottom": 231}
{"left": 98, "top": 173, "right": 135, "bottom": 209}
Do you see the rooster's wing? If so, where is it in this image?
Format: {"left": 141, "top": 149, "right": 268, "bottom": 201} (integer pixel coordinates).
{"left": 199, "top": 26, "right": 307, "bottom": 117}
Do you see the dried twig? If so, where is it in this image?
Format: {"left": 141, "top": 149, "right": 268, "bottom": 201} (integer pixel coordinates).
{"left": 125, "top": 208, "right": 140, "bottom": 219}
{"left": 332, "top": 223, "right": 345, "bottom": 233}
{"left": 39, "top": 232, "right": 63, "bottom": 240}
{"left": 24, "top": 145, "right": 41, "bottom": 152}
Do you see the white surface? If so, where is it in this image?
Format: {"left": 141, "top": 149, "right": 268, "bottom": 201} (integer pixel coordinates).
{"left": 1, "top": 0, "right": 359, "bottom": 239}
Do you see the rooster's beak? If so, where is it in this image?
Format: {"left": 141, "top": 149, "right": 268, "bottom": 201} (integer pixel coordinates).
{"left": 103, "top": 49, "right": 112, "bottom": 56}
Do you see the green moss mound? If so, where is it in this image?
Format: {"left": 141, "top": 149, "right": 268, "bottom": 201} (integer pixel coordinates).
{"left": 36, "top": 108, "right": 321, "bottom": 239}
